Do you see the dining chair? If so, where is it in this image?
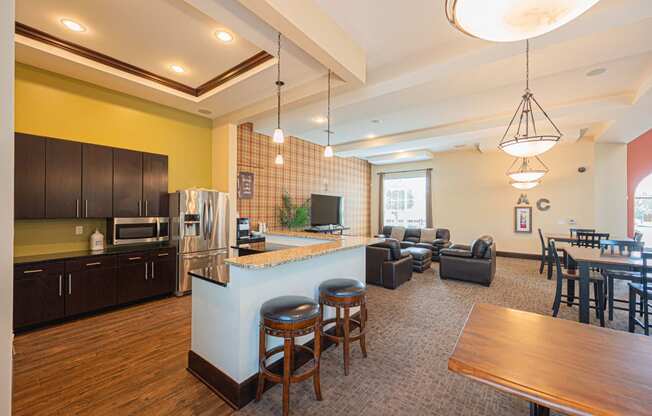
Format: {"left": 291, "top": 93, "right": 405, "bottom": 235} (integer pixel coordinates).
{"left": 628, "top": 251, "right": 652, "bottom": 335}
{"left": 576, "top": 231, "right": 609, "bottom": 248}
{"left": 570, "top": 228, "right": 595, "bottom": 246}
{"left": 550, "top": 240, "right": 605, "bottom": 327}
{"left": 538, "top": 228, "right": 564, "bottom": 280}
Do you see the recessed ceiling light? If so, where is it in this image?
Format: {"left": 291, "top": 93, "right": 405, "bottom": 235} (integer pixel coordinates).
{"left": 313, "top": 116, "right": 327, "bottom": 124}
{"left": 366, "top": 134, "right": 377, "bottom": 139}
{"left": 586, "top": 67, "right": 607, "bottom": 77}
{"left": 198, "top": 109, "right": 212, "bottom": 115}
{"left": 61, "top": 19, "right": 86, "bottom": 32}
{"left": 371, "top": 119, "right": 381, "bottom": 124}
{"left": 170, "top": 65, "right": 185, "bottom": 74}
{"left": 215, "top": 30, "right": 234, "bottom": 43}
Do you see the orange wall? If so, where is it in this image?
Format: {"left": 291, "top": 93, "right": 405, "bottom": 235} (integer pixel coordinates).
{"left": 627, "top": 128, "right": 652, "bottom": 236}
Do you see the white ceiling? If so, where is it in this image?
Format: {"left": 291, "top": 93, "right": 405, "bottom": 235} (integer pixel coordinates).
{"left": 247, "top": 0, "right": 652, "bottom": 158}
{"left": 16, "top": 0, "right": 263, "bottom": 86}
{"left": 13, "top": 0, "right": 652, "bottom": 157}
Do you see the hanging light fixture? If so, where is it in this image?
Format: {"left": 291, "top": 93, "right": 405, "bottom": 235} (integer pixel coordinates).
{"left": 498, "top": 40, "right": 562, "bottom": 158}
{"left": 324, "top": 70, "right": 334, "bottom": 158}
{"left": 511, "top": 180, "right": 539, "bottom": 190}
{"left": 444, "top": 0, "right": 601, "bottom": 42}
{"left": 275, "top": 153, "right": 284, "bottom": 165}
{"left": 507, "top": 156, "right": 548, "bottom": 182}
{"left": 272, "top": 32, "right": 285, "bottom": 144}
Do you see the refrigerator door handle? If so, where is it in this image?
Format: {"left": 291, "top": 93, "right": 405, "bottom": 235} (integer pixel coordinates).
{"left": 202, "top": 201, "right": 208, "bottom": 240}
{"left": 208, "top": 198, "right": 214, "bottom": 241}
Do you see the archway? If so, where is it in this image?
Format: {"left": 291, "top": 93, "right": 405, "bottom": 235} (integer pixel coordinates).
{"left": 634, "top": 173, "right": 652, "bottom": 247}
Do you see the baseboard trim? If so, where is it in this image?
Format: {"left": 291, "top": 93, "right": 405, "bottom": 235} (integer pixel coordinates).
{"left": 188, "top": 312, "right": 360, "bottom": 410}
{"left": 497, "top": 251, "right": 540, "bottom": 260}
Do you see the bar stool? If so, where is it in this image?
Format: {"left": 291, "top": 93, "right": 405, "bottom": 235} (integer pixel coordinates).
{"left": 319, "top": 278, "right": 368, "bottom": 375}
{"left": 255, "top": 295, "right": 322, "bottom": 416}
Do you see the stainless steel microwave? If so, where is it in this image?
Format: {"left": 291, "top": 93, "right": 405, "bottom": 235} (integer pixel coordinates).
{"left": 107, "top": 217, "right": 169, "bottom": 245}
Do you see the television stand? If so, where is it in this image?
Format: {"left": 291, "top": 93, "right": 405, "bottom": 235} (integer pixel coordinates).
{"left": 304, "top": 225, "right": 350, "bottom": 235}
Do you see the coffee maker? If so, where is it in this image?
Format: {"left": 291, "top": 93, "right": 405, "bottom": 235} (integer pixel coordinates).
{"left": 237, "top": 218, "right": 250, "bottom": 240}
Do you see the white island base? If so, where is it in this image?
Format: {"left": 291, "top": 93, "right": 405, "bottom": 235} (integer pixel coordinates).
{"left": 188, "top": 233, "right": 371, "bottom": 409}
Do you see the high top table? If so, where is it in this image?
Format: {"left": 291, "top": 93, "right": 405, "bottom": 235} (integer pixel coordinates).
{"left": 449, "top": 303, "right": 652, "bottom": 415}
{"left": 563, "top": 246, "right": 644, "bottom": 324}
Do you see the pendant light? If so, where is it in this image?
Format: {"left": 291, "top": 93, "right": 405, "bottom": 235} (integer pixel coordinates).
{"left": 511, "top": 180, "right": 539, "bottom": 190}
{"left": 445, "top": 0, "right": 601, "bottom": 42}
{"left": 507, "top": 156, "right": 548, "bottom": 182}
{"left": 324, "top": 70, "right": 334, "bottom": 158}
{"left": 275, "top": 153, "right": 284, "bottom": 165}
{"left": 498, "top": 40, "right": 562, "bottom": 158}
{"left": 272, "top": 32, "right": 285, "bottom": 144}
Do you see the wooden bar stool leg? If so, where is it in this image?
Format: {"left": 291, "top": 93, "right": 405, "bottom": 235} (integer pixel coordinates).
{"left": 313, "top": 320, "right": 322, "bottom": 401}
{"left": 335, "top": 307, "right": 341, "bottom": 346}
{"left": 255, "top": 325, "right": 266, "bottom": 402}
{"left": 343, "top": 306, "right": 350, "bottom": 376}
{"left": 360, "top": 302, "right": 368, "bottom": 358}
{"left": 282, "top": 337, "right": 292, "bottom": 416}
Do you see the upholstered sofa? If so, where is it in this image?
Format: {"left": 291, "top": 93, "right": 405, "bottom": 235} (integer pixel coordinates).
{"left": 376, "top": 226, "right": 451, "bottom": 261}
{"left": 439, "top": 235, "right": 496, "bottom": 286}
{"left": 366, "top": 239, "right": 413, "bottom": 289}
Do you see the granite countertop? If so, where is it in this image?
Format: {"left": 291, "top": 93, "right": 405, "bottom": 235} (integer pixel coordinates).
{"left": 14, "top": 242, "right": 174, "bottom": 265}
{"left": 265, "top": 230, "right": 341, "bottom": 241}
{"left": 225, "top": 233, "right": 382, "bottom": 270}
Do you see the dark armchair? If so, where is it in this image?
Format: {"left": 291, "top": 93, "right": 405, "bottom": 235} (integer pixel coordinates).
{"left": 439, "top": 235, "right": 496, "bottom": 286}
{"left": 366, "top": 239, "right": 413, "bottom": 289}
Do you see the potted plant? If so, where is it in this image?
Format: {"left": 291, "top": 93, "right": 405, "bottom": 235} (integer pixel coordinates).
{"left": 278, "top": 191, "right": 310, "bottom": 230}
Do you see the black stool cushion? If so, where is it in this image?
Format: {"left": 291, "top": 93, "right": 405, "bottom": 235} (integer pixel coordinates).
{"left": 260, "top": 295, "right": 319, "bottom": 323}
{"left": 319, "top": 278, "right": 366, "bottom": 298}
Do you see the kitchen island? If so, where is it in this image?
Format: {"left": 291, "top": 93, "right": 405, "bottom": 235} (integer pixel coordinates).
{"left": 187, "top": 231, "right": 380, "bottom": 409}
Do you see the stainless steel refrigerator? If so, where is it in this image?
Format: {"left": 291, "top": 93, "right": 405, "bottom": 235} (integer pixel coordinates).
{"left": 169, "top": 189, "right": 229, "bottom": 295}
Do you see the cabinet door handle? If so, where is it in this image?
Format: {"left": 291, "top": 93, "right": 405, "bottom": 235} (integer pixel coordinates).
{"left": 85, "top": 200, "right": 88, "bottom": 218}
{"left": 86, "top": 262, "right": 101, "bottom": 267}
{"left": 145, "top": 200, "right": 148, "bottom": 216}
{"left": 138, "top": 200, "right": 142, "bottom": 216}
{"left": 23, "top": 269, "right": 44, "bottom": 274}
{"left": 76, "top": 199, "right": 80, "bottom": 218}
{"left": 128, "top": 256, "right": 142, "bottom": 261}
{"left": 157, "top": 253, "right": 169, "bottom": 257}
{"left": 68, "top": 273, "right": 72, "bottom": 295}
{"left": 151, "top": 261, "right": 155, "bottom": 279}
{"left": 145, "top": 262, "right": 148, "bottom": 280}
{"left": 59, "top": 275, "right": 62, "bottom": 297}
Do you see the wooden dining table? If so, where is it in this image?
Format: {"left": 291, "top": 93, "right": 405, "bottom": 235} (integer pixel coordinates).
{"left": 563, "top": 246, "right": 644, "bottom": 324}
{"left": 449, "top": 303, "right": 652, "bottom": 416}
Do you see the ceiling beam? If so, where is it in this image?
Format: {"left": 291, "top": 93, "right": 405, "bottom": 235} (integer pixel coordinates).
{"left": 236, "top": 0, "right": 366, "bottom": 85}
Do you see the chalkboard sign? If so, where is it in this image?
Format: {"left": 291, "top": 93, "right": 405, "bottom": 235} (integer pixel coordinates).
{"left": 238, "top": 172, "right": 254, "bottom": 199}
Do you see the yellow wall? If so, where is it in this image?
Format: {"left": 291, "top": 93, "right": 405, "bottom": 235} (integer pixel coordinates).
{"left": 14, "top": 63, "right": 213, "bottom": 256}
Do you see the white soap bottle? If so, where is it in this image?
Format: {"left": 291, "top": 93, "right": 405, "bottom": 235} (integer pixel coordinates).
{"left": 90, "top": 229, "right": 105, "bottom": 251}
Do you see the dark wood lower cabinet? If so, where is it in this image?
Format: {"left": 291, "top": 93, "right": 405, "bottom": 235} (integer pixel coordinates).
{"left": 14, "top": 247, "right": 176, "bottom": 331}
{"left": 13, "top": 262, "right": 65, "bottom": 328}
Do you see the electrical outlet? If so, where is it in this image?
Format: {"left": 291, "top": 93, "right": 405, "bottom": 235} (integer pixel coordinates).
{"left": 75, "top": 226, "right": 84, "bottom": 235}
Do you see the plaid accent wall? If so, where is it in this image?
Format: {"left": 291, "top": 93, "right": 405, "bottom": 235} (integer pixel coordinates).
{"left": 237, "top": 123, "right": 371, "bottom": 236}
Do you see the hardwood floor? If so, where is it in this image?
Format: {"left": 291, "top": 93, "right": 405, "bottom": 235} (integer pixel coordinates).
{"left": 12, "top": 296, "right": 234, "bottom": 416}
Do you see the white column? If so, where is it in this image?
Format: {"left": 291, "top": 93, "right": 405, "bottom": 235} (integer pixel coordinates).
{"left": 0, "top": 0, "right": 15, "bottom": 414}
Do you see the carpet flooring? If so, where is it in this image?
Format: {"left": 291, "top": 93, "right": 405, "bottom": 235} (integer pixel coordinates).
{"left": 238, "top": 258, "right": 632, "bottom": 416}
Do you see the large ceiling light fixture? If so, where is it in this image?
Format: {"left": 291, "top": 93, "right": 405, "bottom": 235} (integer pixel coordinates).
{"left": 324, "top": 70, "right": 334, "bottom": 158}
{"left": 510, "top": 180, "right": 539, "bottom": 190}
{"left": 507, "top": 156, "right": 548, "bottom": 182}
{"left": 498, "top": 40, "right": 562, "bottom": 158}
{"left": 445, "top": 0, "right": 601, "bottom": 42}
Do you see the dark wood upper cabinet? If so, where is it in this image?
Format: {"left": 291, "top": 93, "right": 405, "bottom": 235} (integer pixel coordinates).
{"left": 143, "top": 153, "right": 169, "bottom": 217}
{"left": 14, "top": 133, "right": 169, "bottom": 219}
{"left": 82, "top": 144, "right": 113, "bottom": 218}
{"left": 46, "top": 139, "right": 82, "bottom": 219}
{"left": 113, "top": 149, "right": 143, "bottom": 217}
{"left": 15, "top": 133, "right": 46, "bottom": 219}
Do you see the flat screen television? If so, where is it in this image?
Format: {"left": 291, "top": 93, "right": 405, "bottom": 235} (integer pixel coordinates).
{"left": 310, "top": 194, "right": 343, "bottom": 226}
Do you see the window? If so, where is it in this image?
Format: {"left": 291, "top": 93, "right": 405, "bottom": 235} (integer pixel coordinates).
{"left": 635, "top": 174, "right": 652, "bottom": 247}
{"left": 382, "top": 171, "right": 430, "bottom": 228}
